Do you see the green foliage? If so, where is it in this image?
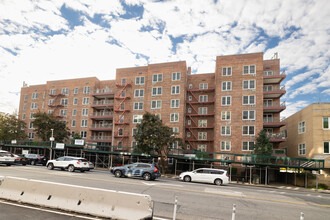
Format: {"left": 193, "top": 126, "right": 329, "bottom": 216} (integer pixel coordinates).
{"left": 73, "top": 133, "right": 82, "bottom": 139}
{"left": 32, "top": 112, "right": 70, "bottom": 142}
{"left": 196, "top": 151, "right": 209, "bottom": 159}
{"left": 133, "top": 112, "right": 183, "bottom": 173}
{"left": 318, "top": 183, "right": 328, "bottom": 190}
{"left": 0, "top": 114, "right": 27, "bottom": 141}
{"left": 253, "top": 130, "right": 273, "bottom": 156}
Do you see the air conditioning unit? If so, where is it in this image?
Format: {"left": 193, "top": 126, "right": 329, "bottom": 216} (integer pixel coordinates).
{"left": 250, "top": 104, "right": 256, "bottom": 107}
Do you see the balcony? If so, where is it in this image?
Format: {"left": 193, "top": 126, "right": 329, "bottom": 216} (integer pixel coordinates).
{"left": 48, "top": 104, "right": 64, "bottom": 108}
{"left": 186, "top": 126, "right": 214, "bottom": 129}
{"left": 263, "top": 70, "right": 286, "bottom": 84}
{"left": 188, "top": 88, "right": 215, "bottom": 92}
{"left": 267, "top": 133, "right": 287, "bottom": 143}
{"left": 91, "top": 100, "right": 114, "bottom": 109}
{"left": 186, "top": 101, "right": 215, "bottom": 105}
{"left": 186, "top": 113, "right": 215, "bottom": 117}
{"left": 263, "top": 101, "right": 286, "bottom": 113}
{"left": 263, "top": 119, "right": 286, "bottom": 128}
{"left": 92, "top": 88, "right": 114, "bottom": 99}
{"left": 48, "top": 93, "right": 65, "bottom": 97}
{"left": 89, "top": 136, "right": 112, "bottom": 142}
{"left": 263, "top": 85, "right": 286, "bottom": 98}
{"left": 89, "top": 124, "right": 113, "bottom": 131}
{"left": 185, "top": 139, "right": 214, "bottom": 142}
{"left": 90, "top": 112, "right": 113, "bottom": 120}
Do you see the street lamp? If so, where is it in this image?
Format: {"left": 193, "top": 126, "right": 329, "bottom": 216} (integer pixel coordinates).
{"left": 50, "top": 129, "right": 54, "bottom": 160}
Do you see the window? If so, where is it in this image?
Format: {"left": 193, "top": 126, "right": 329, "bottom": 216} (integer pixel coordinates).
{"left": 298, "top": 143, "right": 306, "bottom": 155}
{"left": 49, "top": 99, "right": 54, "bottom": 105}
{"left": 72, "top": 109, "right": 77, "bottom": 116}
{"left": 221, "top": 111, "right": 231, "bottom": 121}
{"left": 23, "top": 104, "right": 27, "bottom": 110}
{"left": 151, "top": 100, "right": 161, "bottom": 109}
{"left": 242, "top": 142, "right": 255, "bottom": 151}
{"left": 222, "top": 67, "right": 232, "bottom": 76}
{"left": 198, "top": 120, "right": 207, "bottom": 127}
{"left": 48, "top": 110, "right": 53, "bottom": 114}
{"left": 323, "top": 117, "right": 330, "bottom": 129}
{"left": 199, "top": 95, "right": 208, "bottom": 102}
{"left": 198, "top": 107, "right": 207, "bottom": 115}
{"left": 30, "top": 113, "right": 35, "bottom": 119}
{"left": 134, "top": 102, "right": 144, "bottom": 110}
{"left": 118, "top": 128, "right": 123, "bottom": 136}
{"left": 61, "top": 98, "right": 68, "bottom": 106}
{"left": 62, "top": 88, "right": 69, "bottom": 95}
{"left": 80, "top": 131, "right": 87, "bottom": 138}
{"left": 298, "top": 121, "right": 306, "bottom": 134}
{"left": 152, "top": 73, "right": 163, "bottom": 83}
{"left": 134, "top": 89, "right": 144, "bottom": 97}
{"left": 171, "top": 99, "right": 180, "bottom": 108}
{"left": 243, "top": 65, "right": 256, "bottom": 75}
{"left": 221, "top": 96, "right": 231, "bottom": 106}
{"left": 22, "top": 114, "right": 26, "bottom": 120}
{"left": 172, "top": 141, "right": 179, "bottom": 149}
{"left": 187, "top": 120, "right": 191, "bottom": 125}
{"left": 72, "top": 120, "right": 76, "bottom": 127}
{"left": 133, "top": 115, "right": 143, "bottom": 123}
{"left": 198, "top": 132, "right": 207, "bottom": 140}
{"left": 32, "top": 92, "right": 38, "bottom": 99}
{"left": 81, "top": 120, "right": 88, "bottom": 127}
{"left": 120, "top": 103, "right": 125, "bottom": 110}
{"left": 135, "top": 76, "right": 145, "bottom": 85}
{"left": 264, "top": 71, "right": 273, "bottom": 76}
{"left": 49, "top": 89, "right": 56, "bottom": 95}
{"left": 28, "top": 133, "right": 35, "bottom": 139}
{"left": 152, "top": 87, "right": 162, "bottom": 96}
{"left": 29, "top": 122, "right": 34, "bottom": 129}
{"left": 189, "top": 84, "right": 193, "bottom": 89}
{"left": 243, "top": 80, "right": 255, "bottom": 90}
{"left": 172, "top": 72, "right": 181, "bottom": 81}
{"left": 221, "top": 126, "right": 231, "bottom": 136}
{"left": 199, "top": 83, "right": 208, "bottom": 89}
{"left": 119, "top": 115, "right": 124, "bottom": 123}
{"left": 242, "top": 95, "right": 255, "bottom": 105}
{"left": 132, "top": 128, "right": 137, "bottom": 136}
{"left": 74, "top": 87, "right": 79, "bottom": 94}
{"left": 82, "top": 109, "right": 88, "bottom": 116}
{"left": 263, "top": 99, "right": 273, "bottom": 107}
{"left": 243, "top": 126, "right": 255, "bottom": 135}
{"left": 60, "top": 109, "right": 67, "bottom": 116}
{"left": 121, "top": 78, "right": 126, "bottom": 85}
{"left": 222, "top": 81, "right": 232, "bottom": 91}
{"left": 31, "top": 103, "right": 37, "bottom": 109}
{"left": 131, "top": 141, "right": 137, "bottom": 148}
{"left": 197, "top": 145, "right": 207, "bottom": 152}
{"left": 172, "top": 127, "right": 179, "bottom": 135}
{"left": 263, "top": 114, "right": 273, "bottom": 123}
{"left": 243, "top": 110, "right": 255, "bottom": 120}
{"left": 221, "top": 141, "right": 231, "bottom": 151}
{"left": 170, "top": 113, "right": 179, "bottom": 122}
{"left": 83, "top": 86, "right": 90, "bottom": 94}
{"left": 82, "top": 97, "right": 89, "bottom": 105}
{"left": 171, "top": 85, "right": 180, "bottom": 94}
{"left": 73, "top": 98, "right": 78, "bottom": 105}
{"left": 188, "top": 96, "right": 192, "bottom": 101}
{"left": 187, "top": 132, "right": 191, "bottom": 137}
{"left": 188, "top": 108, "right": 192, "bottom": 113}
{"left": 24, "top": 95, "right": 28, "bottom": 101}
{"left": 324, "top": 142, "right": 330, "bottom": 154}
{"left": 120, "top": 90, "right": 126, "bottom": 97}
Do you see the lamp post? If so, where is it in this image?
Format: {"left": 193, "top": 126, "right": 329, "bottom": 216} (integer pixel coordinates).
{"left": 50, "top": 129, "right": 54, "bottom": 160}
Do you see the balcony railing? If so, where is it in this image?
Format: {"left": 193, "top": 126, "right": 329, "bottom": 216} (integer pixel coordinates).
{"left": 91, "top": 112, "right": 113, "bottom": 117}
{"left": 263, "top": 70, "right": 286, "bottom": 76}
{"left": 92, "top": 100, "right": 114, "bottom": 105}
{"left": 267, "top": 133, "right": 286, "bottom": 140}
{"left": 263, "top": 101, "right": 286, "bottom": 108}
{"left": 90, "top": 124, "right": 112, "bottom": 129}
{"left": 263, "top": 85, "right": 286, "bottom": 92}
{"left": 89, "top": 136, "right": 112, "bottom": 141}
{"left": 93, "top": 88, "right": 114, "bottom": 94}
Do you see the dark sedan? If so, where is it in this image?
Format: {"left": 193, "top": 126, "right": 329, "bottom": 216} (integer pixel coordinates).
{"left": 110, "top": 163, "right": 161, "bottom": 181}
{"left": 24, "top": 154, "right": 48, "bottom": 166}
{"left": 13, "top": 154, "right": 29, "bottom": 166}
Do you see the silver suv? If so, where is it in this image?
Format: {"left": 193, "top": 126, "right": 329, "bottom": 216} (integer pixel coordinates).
{"left": 46, "top": 156, "right": 90, "bottom": 172}
{"left": 0, "top": 150, "right": 15, "bottom": 166}
{"left": 110, "top": 163, "right": 161, "bottom": 181}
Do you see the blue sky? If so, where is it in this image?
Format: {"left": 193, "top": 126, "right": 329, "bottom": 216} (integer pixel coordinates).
{"left": 0, "top": 0, "right": 329, "bottom": 117}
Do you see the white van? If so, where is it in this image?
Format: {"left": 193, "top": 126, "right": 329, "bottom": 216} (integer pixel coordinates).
{"left": 179, "top": 168, "right": 230, "bottom": 185}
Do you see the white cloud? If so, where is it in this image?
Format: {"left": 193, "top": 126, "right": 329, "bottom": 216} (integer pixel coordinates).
{"left": 282, "top": 100, "right": 310, "bottom": 118}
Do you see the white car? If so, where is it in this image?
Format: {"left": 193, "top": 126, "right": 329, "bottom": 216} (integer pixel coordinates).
{"left": 46, "top": 156, "right": 90, "bottom": 172}
{"left": 179, "top": 168, "right": 229, "bottom": 186}
{"left": 0, "top": 150, "right": 15, "bottom": 166}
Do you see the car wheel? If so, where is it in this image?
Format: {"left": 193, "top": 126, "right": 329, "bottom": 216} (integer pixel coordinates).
{"left": 80, "top": 170, "right": 85, "bottom": 173}
{"left": 143, "top": 173, "right": 151, "bottom": 181}
{"left": 6, "top": 164, "right": 11, "bottom": 166}
{"left": 214, "top": 178, "right": 223, "bottom": 186}
{"left": 61, "top": 168, "right": 65, "bottom": 171}
{"left": 183, "top": 175, "right": 191, "bottom": 182}
{"left": 114, "top": 170, "right": 122, "bottom": 178}
{"left": 68, "top": 165, "right": 75, "bottom": 172}
{"left": 30, "top": 160, "right": 35, "bottom": 165}
{"left": 47, "top": 163, "right": 54, "bottom": 170}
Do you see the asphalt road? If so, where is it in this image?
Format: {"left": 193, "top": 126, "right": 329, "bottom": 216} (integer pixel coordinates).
{"left": 0, "top": 165, "right": 329, "bottom": 220}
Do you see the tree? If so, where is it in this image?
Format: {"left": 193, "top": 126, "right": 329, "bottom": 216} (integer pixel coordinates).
{"left": 73, "top": 133, "right": 82, "bottom": 139}
{"left": 133, "top": 112, "right": 183, "bottom": 174}
{"left": 32, "top": 112, "right": 70, "bottom": 142}
{"left": 0, "top": 113, "right": 27, "bottom": 142}
{"left": 253, "top": 129, "right": 273, "bottom": 156}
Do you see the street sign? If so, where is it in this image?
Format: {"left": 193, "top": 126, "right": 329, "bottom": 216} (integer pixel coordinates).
{"left": 55, "top": 143, "right": 65, "bottom": 149}
{"left": 11, "top": 140, "right": 17, "bottom": 144}
{"left": 74, "top": 139, "right": 84, "bottom": 145}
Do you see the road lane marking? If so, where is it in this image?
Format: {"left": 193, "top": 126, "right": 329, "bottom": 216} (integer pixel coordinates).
{"left": 0, "top": 200, "right": 99, "bottom": 220}
{"left": 1, "top": 166, "right": 330, "bottom": 208}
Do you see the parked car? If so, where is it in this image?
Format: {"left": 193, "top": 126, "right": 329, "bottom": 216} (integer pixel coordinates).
{"left": 13, "top": 154, "right": 28, "bottom": 166}
{"left": 110, "top": 163, "right": 161, "bottom": 181}
{"left": 179, "top": 168, "right": 229, "bottom": 186}
{"left": 46, "top": 156, "right": 90, "bottom": 172}
{"left": 24, "top": 154, "right": 48, "bottom": 166}
{"left": 0, "top": 150, "right": 15, "bottom": 166}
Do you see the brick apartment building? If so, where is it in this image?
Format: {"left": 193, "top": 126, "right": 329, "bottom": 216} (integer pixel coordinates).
{"left": 18, "top": 52, "right": 287, "bottom": 155}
